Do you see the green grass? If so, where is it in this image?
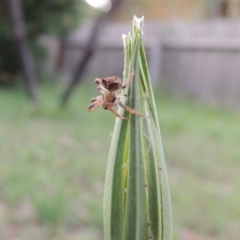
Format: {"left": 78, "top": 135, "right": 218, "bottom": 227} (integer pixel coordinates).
{"left": 0, "top": 80, "right": 239, "bottom": 239}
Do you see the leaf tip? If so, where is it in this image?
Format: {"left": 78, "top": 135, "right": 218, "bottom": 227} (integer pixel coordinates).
{"left": 133, "top": 15, "right": 144, "bottom": 29}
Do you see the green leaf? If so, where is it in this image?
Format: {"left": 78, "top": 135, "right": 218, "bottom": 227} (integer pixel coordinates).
{"left": 104, "top": 16, "right": 172, "bottom": 240}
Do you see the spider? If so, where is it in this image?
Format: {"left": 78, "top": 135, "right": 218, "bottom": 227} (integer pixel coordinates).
{"left": 87, "top": 70, "right": 141, "bottom": 120}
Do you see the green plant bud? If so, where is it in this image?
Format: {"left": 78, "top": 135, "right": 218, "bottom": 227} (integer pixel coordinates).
{"left": 104, "top": 16, "right": 172, "bottom": 240}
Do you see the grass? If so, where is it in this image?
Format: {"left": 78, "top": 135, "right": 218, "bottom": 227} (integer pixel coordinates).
{"left": 0, "top": 79, "right": 239, "bottom": 239}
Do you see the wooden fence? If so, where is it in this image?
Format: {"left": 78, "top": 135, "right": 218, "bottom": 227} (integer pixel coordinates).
{"left": 161, "top": 20, "right": 240, "bottom": 105}
{"left": 62, "top": 20, "right": 240, "bottom": 106}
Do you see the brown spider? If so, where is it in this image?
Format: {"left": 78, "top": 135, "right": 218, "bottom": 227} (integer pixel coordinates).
{"left": 87, "top": 70, "right": 141, "bottom": 120}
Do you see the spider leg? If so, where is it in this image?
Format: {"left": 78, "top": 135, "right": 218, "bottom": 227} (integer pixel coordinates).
{"left": 122, "top": 69, "right": 134, "bottom": 89}
{"left": 116, "top": 93, "right": 128, "bottom": 98}
{"left": 118, "top": 101, "right": 142, "bottom": 116}
{"left": 97, "top": 85, "right": 107, "bottom": 94}
{"left": 91, "top": 96, "right": 100, "bottom": 102}
{"left": 104, "top": 102, "right": 128, "bottom": 120}
{"left": 88, "top": 95, "right": 103, "bottom": 112}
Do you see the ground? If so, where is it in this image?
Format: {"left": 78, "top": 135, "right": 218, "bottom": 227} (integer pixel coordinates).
{"left": 0, "top": 80, "right": 239, "bottom": 240}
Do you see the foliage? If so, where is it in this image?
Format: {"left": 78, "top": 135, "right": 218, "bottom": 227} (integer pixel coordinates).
{"left": 0, "top": 0, "right": 86, "bottom": 84}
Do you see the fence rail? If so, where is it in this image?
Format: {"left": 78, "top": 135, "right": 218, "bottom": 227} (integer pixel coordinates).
{"left": 162, "top": 37, "right": 240, "bottom": 50}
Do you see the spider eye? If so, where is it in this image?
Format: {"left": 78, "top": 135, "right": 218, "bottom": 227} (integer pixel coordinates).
{"left": 102, "top": 79, "right": 108, "bottom": 84}
{"left": 101, "top": 79, "right": 109, "bottom": 89}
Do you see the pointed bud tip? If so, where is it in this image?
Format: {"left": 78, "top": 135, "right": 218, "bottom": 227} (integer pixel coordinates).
{"left": 133, "top": 16, "right": 144, "bottom": 29}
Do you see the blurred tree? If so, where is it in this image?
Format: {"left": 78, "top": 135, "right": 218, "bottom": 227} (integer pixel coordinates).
{"left": 61, "top": 0, "right": 124, "bottom": 105}
{"left": 205, "top": 0, "right": 232, "bottom": 18}
{"left": 0, "top": 0, "right": 85, "bottom": 85}
{"left": 8, "top": 0, "right": 38, "bottom": 102}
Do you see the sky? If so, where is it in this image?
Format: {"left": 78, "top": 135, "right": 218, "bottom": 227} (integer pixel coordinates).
{"left": 85, "top": 0, "right": 111, "bottom": 10}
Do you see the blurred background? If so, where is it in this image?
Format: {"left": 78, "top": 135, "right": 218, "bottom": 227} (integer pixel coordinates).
{"left": 0, "top": 0, "right": 240, "bottom": 239}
